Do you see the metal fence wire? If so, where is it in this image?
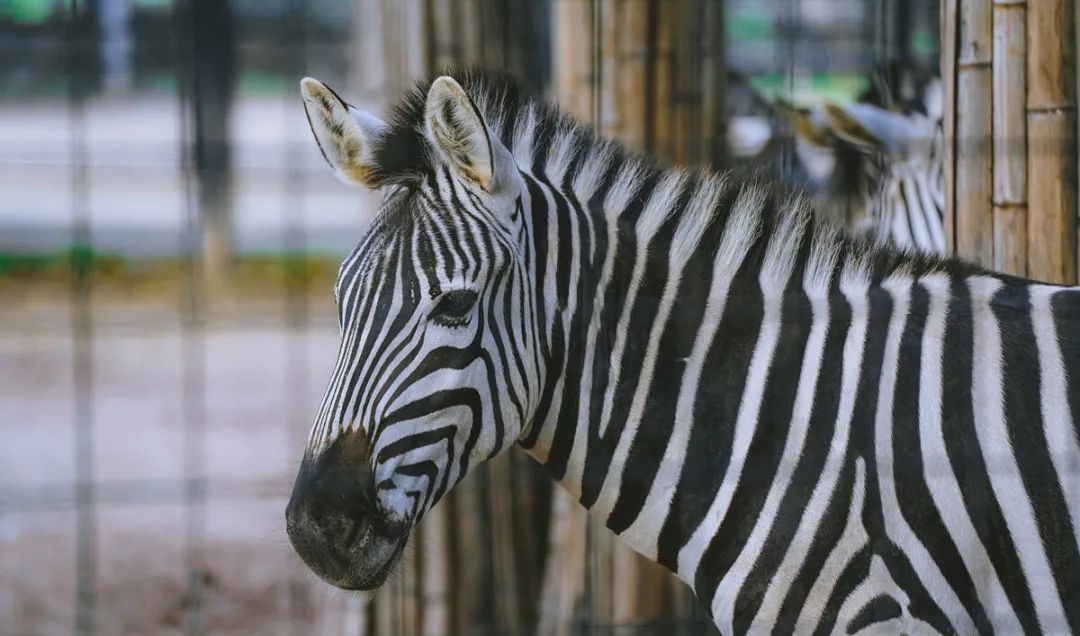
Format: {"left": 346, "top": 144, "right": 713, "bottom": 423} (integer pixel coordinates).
{"left": 0, "top": 1, "right": 938, "bottom": 634}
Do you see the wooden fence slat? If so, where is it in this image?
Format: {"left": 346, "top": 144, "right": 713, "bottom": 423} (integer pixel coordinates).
{"left": 537, "top": 489, "right": 586, "bottom": 636}
{"left": 1027, "top": 0, "right": 1078, "bottom": 283}
{"left": 598, "top": 0, "right": 623, "bottom": 136}
{"left": 420, "top": 503, "right": 450, "bottom": 636}
{"left": 955, "top": 66, "right": 995, "bottom": 266}
{"left": 956, "top": 0, "right": 995, "bottom": 267}
{"left": 651, "top": 0, "right": 675, "bottom": 158}
{"left": 554, "top": 0, "right": 594, "bottom": 120}
{"left": 959, "top": 0, "right": 993, "bottom": 66}
{"left": 942, "top": 0, "right": 959, "bottom": 252}
{"left": 616, "top": 0, "right": 650, "bottom": 150}
{"left": 1028, "top": 0, "right": 1076, "bottom": 110}
{"left": 1027, "top": 111, "right": 1078, "bottom": 282}
{"left": 992, "top": 2, "right": 1027, "bottom": 206}
{"left": 992, "top": 2, "right": 1027, "bottom": 275}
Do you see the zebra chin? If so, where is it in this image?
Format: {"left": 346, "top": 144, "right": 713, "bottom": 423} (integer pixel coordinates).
{"left": 291, "top": 515, "right": 409, "bottom": 591}
{"left": 285, "top": 429, "right": 413, "bottom": 591}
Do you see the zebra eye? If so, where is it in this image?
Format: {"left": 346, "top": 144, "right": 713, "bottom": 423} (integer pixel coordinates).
{"left": 430, "top": 289, "right": 478, "bottom": 327}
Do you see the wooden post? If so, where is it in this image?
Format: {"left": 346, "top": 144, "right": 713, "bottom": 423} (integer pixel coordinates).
{"left": 944, "top": 0, "right": 1077, "bottom": 282}
{"left": 548, "top": 0, "right": 723, "bottom": 631}
{"left": 1027, "top": 0, "right": 1077, "bottom": 283}
{"left": 556, "top": 0, "right": 724, "bottom": 163}
{"left": 992, "top": 0, "right": 1027, "bottom": 276}
{"left": 942, "top": 0, "right": 958, "bottom": 250}
{"left": 554, "top": 0, "right": 596, "bottom": 121}
{"left": 955, "top": 0, "right": 994, "bottom": 266}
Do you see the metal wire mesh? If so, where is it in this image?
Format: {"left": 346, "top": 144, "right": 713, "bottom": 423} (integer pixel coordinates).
{"left": 0, "top": 1, "right": 938, "bottom": 634}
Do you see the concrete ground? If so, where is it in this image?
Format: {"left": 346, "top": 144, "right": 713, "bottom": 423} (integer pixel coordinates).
{"left": 0, "top": 88, "right": 427, "bottom": 634}
{"left": 0, "top": 299, "right": 378, "bottom": 635}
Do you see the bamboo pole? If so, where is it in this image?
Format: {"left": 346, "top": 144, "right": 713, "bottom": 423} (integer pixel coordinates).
{"left": 420, "top": 500, "right": 450, "bottom": 636}
{"left": 1027, "top": 0, "right": 1077, "bottom": 283}
{"left": 955, "top": 0, "right": 995, "bottom": 267}
{"left": 554, "top": 0, "right": 595, "bottom": 120}
{"left": 948, "top": 0, "right": 1077, "bottom": 278}
{"left": 942, "top": 0, "right": 958, "bottom": 251}
{"left": 487, "top": 454, "right": 522, "bottom": 634}
{"left": 992, "top": 0, "right": 1027, "bottom": 276}
{"left": 546, "top": 1, "right": 719, "bottom": 631}
{"left": 614, "top": 0, "right": 650, "bottom": 150}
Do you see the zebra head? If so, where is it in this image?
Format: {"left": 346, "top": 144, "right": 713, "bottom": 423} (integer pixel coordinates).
{"left": 820, "top": 96, "right": 946, "bottom": 253}
{"left": 285, "top": 75, "right": 541, "bottom": 590}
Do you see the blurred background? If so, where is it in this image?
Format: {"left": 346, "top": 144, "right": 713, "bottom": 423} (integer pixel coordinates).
{"left": 4, "top": 0, "right": 1045, "bottom": 634}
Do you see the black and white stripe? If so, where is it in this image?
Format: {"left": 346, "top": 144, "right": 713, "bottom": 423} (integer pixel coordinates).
{"left": 301, "top": 71, "right": 1080, "bottom": 633}
{"left": 825, "top": 66, "right": 946, "bottom": 254}
{"left": 861, "top": 117, "right": 946, "bottom": 253}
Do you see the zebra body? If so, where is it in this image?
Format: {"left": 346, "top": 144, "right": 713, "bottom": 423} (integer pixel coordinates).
{"left": 286, "top": 71, "right": 1080, "bottom": 634}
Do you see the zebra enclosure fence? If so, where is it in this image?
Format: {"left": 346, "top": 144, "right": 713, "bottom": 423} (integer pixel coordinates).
{"left": 11, "top": 0, "right": 1080, "bottom": 635}
{"left": 941, "top": 0, "right": 1079, "bottom": 282}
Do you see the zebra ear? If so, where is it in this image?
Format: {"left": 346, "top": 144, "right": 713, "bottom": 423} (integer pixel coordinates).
{"left": 301, "top": 77, "right": 387, "bottom": 189}
{"left": 777, "top": 101, "right": 831, "bottom": 148}
{"left": 823, "top": 102, "right": 911, "bottom": 156}
{"left": 424, "top": 76, "right": 503, "bottom": 192}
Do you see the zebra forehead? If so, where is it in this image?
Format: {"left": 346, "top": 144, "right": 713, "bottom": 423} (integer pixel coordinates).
{"left": 361, "top": 69, "right": 604, "bottom": 188}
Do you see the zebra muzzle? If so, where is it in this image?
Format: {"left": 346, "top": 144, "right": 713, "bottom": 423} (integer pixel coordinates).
{"left": 285, "top": 429, "right": 409, "bottom": 590}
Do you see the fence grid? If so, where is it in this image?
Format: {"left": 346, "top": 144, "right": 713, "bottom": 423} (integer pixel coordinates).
{"left": 0, "top": 1, "right": 942, "bottom": 634}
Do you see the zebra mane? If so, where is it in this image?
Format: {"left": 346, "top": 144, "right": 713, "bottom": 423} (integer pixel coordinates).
{"left": 367, "top": 69, "right": 550, "bottom": 188}
{"left": 366, "top": 69, "right": 977, "bottom": 282}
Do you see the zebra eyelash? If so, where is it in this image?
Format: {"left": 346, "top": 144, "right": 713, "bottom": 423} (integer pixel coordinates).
{"left": 429, "top": 289, "right": 479, "bottom": 328}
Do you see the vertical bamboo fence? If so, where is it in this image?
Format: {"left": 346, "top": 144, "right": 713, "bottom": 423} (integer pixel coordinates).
{"left": 347, "top": 1, "right": 723, "bottom": 634}
{"left": 943, "top": 0, "right": 1078, "bottom": 282}
{"left": 348, "top": 3, "right": 557, "bottom": 635}
{"left": 548, "top": 0, "right": 726, "bottom": 632}
{"left": 554, "top": 0, "right": 727, "bottom": 166}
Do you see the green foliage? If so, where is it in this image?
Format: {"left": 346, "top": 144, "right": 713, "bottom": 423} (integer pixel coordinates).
{"left": 727, "top": 4, "right": 773, "bottom": 43}
{"left": 749, "top": 73, "right": 869, "bottom": 106}
{"left": 0, "top": 0, "right": 54, "bottom": 25}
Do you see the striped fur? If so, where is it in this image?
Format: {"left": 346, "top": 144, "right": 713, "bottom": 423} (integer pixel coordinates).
{"left": 296, "top": 71, "right": 1080, "bottom": 633}
{"left": 821, "top": 69, "right": 946, "bottom": 254}
{"left": 827, "top": 114, "right": 946, "bottom": 254}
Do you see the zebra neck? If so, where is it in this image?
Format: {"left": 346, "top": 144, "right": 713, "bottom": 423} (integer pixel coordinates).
{"left": 518, "top": 161, "right": 829, "bottom": 547}
{"left": 515, "top": 149, "right": 992, "bottom": 590}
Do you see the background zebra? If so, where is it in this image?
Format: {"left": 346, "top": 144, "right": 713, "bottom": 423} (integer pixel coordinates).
{"left": 819, "top": 83, "right": 946, "bottom": 254}
{"left": 286, "top": 71, "right": 1080, "bottom": 633}
{"left": 733, "top": 61, "right": 946, "bottom": 256}
{"left": 797, "top": 64, "right": 946, "bottom": 255}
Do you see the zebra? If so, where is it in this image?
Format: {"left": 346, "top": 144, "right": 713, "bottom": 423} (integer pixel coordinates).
{"left": 285, "top": 70, "right": 1080, "bottom": 634}
{"left": 725, "top": 71, "right": 825, "bottom": 194}
{"left": 728, "top": 61, "right": 947, "bottom": 256}
{"left": 791, "top": 72, "right": 946, "bottom": 254}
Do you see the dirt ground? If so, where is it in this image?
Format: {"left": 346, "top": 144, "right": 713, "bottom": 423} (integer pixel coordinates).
{"left": 0, "top": 294, "right": 379, "bottom": 635}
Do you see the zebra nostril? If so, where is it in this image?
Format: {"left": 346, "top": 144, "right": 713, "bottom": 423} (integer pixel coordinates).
{"left": 335, "top": 516, "right": 370, "bottom": 552}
